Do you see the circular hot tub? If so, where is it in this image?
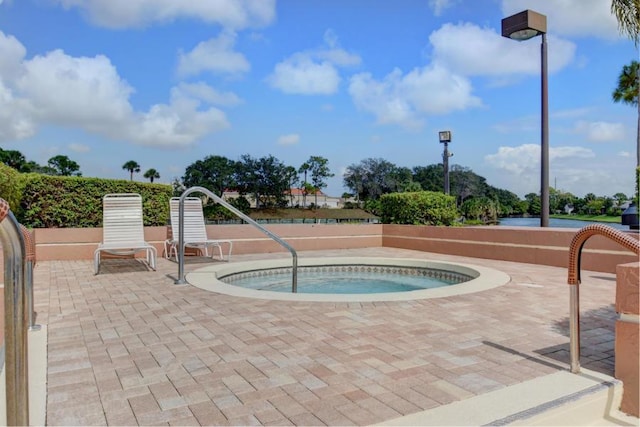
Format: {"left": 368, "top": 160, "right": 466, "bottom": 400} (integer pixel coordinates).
{"left": 186, "top": 257, "right": 511, "bottom": 302}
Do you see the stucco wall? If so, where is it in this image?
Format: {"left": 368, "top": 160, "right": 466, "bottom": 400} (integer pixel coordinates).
{"left": 615, "top": 262, "right": 640, "bottom": 417}
{"left": 1, "top": 224, "right": 637, "bottom": 277}
{"left": 382, "top": 225, "right": 639, "bottom": 273}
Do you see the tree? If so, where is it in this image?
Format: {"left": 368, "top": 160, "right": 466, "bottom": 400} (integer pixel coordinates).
{"left": 486, "top": 186, "right": 522, "bottom": 216}
{"left": 143, "top": 168, "right": 160, "bottom": 183}
{"left": 611, "top": 0, "right": 640, "bottom": 45}
{"left": 306, "top": 156, "right": 334, "bottom": 206}
{"left": 612, "top": 60, "right": 640, "bottom": 167}
{"left": 460, "top": 197, "right": 498, "bottom": 223}
{"left": 182, "top": 155, "right": 236, "bottom": 197}
{"left": 47, "top": 155, "right": 81, "bottom": 176}
{"left": 284, "top": 166, "right": 298, "bottom": 207}
{"left": 0, "top": 149, "right": 28, "bottom": 171}
{"left": 343, "top": 158, "right": 399, "bottom": 201}
{"left": 389, "top": 166, "right": 414, "bottom": 192}
{"left": 449, "top": 165, "right": 488, "bottom": 206}
{"left": 613, "top": 192, "right": 629, "bottom": 204}
{"left": 236, "top": 154, "right": 290, "bottom": 208}
{"left": 298, "top": 162, "right": 311, "bottom": 207}
{"left": 524, "top": 193, "right": 541, "bottom": 216}
{"left": 412, "top": 164, "right": 444, "bottom": 192}
{"left": 122, "top": 160, "right": 141, "bottom": 181}
{"left": 611, "top": 0, "right": 640, "bottom": 167}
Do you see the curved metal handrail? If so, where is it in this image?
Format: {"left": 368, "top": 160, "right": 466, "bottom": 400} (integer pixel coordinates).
{"left": 567, "top": 224, "right": 640, "bottom": 373}
{"left": 19, "top": 224, "right": 40, "bottom": 331}
{"left": 175, "top": 186, "right": 298, "bottom": 292}
{"left": 0, "top": 198, "right": 29, "bottom": 425}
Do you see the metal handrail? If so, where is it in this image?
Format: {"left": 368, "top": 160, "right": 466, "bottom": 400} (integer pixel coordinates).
{"left": 0, "top": 198, "right": 29, "bottom": 426}
{"left": 19, "top": 224, "right": 40, "bottom": 331}
{"left": 567, "top": 224, "right": 640, "bottom": 373}
{"left": 174, "top": 186, "right": 298, "bottom": 292}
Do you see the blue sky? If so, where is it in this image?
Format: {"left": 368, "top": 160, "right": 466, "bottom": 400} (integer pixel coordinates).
{"left": 0, "top": 0, "right": 637, "bottom": 198}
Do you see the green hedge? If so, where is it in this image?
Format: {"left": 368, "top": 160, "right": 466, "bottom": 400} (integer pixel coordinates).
{"left": 18, "top": 174, "right": 172, "bottom": 228}
{"left": 379, "top": 191, "right": 458, "bottom": 225}
{"left": 0, "top": 163, "right": 25, "bottom": 217}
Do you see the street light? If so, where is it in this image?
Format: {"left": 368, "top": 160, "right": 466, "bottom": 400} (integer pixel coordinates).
{"left": 502, "top": 9, "right": 549, "bottom": 227}
{"left": 439, "top": 130, "right": 453, "bottom": 195}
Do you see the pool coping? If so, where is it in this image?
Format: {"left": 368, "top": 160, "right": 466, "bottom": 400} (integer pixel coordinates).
{"left": 186, "top": 256, "right": 511, "bottom": 302}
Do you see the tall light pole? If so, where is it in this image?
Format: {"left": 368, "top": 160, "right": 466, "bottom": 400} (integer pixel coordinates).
{"left": 439, "top": 130, "right": 452, "bottom": 195}
{"left": 502, "top": 9, "right": 549, "bottom": 227}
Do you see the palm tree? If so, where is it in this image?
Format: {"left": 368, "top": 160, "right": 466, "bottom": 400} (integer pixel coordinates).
{"left": 122, "top": 160, "right": 141, "bottom": 181}
{"left": 611, "top": 0, "right": 640, "bottom": 167}
{"left": 298, "top": 162, "right": 310, "bottom": 208}
{"left": 143, "top": 168, "right": 160, "bottom": 183}
{"left": 611, "top": 0, "right": 640, "bottom": 45}
{"left": 614, "top": 61, "right": 640, "bottom": 168}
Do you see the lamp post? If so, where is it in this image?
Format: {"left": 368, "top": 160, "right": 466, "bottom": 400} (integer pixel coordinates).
{"left": 439, "top": 130, "right": 453, "bottom": 195}
{"left": 502, "top": 9, "right": 549, "bottom": 227}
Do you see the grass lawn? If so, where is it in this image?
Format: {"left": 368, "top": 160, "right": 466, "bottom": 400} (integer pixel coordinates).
{"left": 550, "top": 214, "right": 622, "bottom": 223}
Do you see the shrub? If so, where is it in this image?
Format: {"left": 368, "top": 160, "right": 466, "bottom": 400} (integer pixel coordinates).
{"left": 460, "top": 197, "right": 498, "bottom": 224}
{"left": 18, "top": 174, "right": 172, "bottom": 228}
{"left": 0, "top": 163, "right": 24, "bottom": 217}
{"left": 379, "top": 191, "right": 457, "bottom": 225}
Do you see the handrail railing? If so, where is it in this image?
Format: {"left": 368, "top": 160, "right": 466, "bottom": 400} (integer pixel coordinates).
{"left": 0, "top": 198, "right": 29, "bottom": 426}
{"left": 19, "top": 224, "right": 40, "bottom": 331}
{"left": 174, "top": 187, "right": 298, "bottom": 292}
{"left": 567, "top": 224, "right": 639, "bottom": 373}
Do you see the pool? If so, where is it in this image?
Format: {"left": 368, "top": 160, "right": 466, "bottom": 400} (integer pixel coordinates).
{"left": 221, "top": 264, "right": 472, "bottom": 294}
{"left": 186, "top": 257, "right": 511, "bottom": 302}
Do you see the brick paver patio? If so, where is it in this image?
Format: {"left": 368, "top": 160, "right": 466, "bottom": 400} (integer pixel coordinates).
{"left": 34, "top": 247, "right": 618, "bottom": 426}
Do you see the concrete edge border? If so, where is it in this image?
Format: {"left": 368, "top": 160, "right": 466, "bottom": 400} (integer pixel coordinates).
{"left": 186, "top": 257, "right": 511, "bottom": 302}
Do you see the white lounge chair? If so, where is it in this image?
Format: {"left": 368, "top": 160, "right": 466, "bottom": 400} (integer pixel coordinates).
{"left": 165, "top": 197, "right": 232, "bottom": 261}
{"left": 94, "top": 193, "right": 157, "bottom": 274}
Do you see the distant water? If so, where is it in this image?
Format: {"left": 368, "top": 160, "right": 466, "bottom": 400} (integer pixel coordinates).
{"left": 498, "top": 217, "right": 629, "bottom": 231}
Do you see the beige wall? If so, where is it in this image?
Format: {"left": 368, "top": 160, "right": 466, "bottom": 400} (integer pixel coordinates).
{"left": 615, "top": 262, "right": 640, "bottom": 417}
{"left": 382, "top": 225, "right": 639, "bottom": 274}
{"left": 0, "top": 224, "right": 637, "bottom": 275}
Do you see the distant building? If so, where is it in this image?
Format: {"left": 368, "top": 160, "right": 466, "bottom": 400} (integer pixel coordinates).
{"left": 222, "top": 188, "right": 342, "bottom": 208}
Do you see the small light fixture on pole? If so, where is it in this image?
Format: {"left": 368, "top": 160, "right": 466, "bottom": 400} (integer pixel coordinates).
{"left": 439, "top": 130, "right": 453, "bottom": 195}
{"left": 501, "top": 9, "right": 549, "bottom": 227}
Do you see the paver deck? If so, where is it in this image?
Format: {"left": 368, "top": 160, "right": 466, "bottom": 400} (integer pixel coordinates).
{"left": 33, "top": 247, "right": 620, "bottom": 426}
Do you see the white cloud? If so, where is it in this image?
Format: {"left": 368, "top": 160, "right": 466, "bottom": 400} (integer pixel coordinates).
{"left": 18, "top": 49, "right": 134, "bottom": 129}
{"left": 317, "top": 29, "right": 362, "bottom": 67}
{"left": 0, "top": 80, "right": 36, "bottom": 140}
{"left": 0, "top": 32, "right": 25, "bottom": 81}
{"left": 429, "top": 0, "right": 456, "bottom": 16}
{"left": 350, "top": 20, "right": 575, "bottom": 131}
{"left": 124, "top": 89, "right": 229, "bottom": 147}
{"left": 484, "top": 143, "right": 604, "bottom": 196}
{"left": 429, "top": 23, "right": 576, "bottom": 76}
{"left": 176, "top": 82, "right": 243, "bottom": 106}
{"left": 502, "top": 0, "right": 620, "bottom": 40}
{"left": 550, "top": 146, "right": 595, "bottom": 160}
{"left": 0, "top": 32, "right": 229, "bottom": 147}
{"left": 266, "top": 30, "right": 360, "bottom": 95}
{"left": 349, "top": 65, "right": 482, "bottom": 130}
{"left": 267, "top": 54, "right": 341, "bottom": 95}
{"left": 177, "top": 32, "right": 250, "bottom": 78}
{"left": 573, "top": 120, "right": 625, "bottom": 142}
{"left": 618, "top": 151, "right": 631, "bottom": 157}
{"left": 53, "top": 0, "right": 276, "bottom": 30}
{"left": 277, "top": 134, "right": 300, "bottom": 145}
